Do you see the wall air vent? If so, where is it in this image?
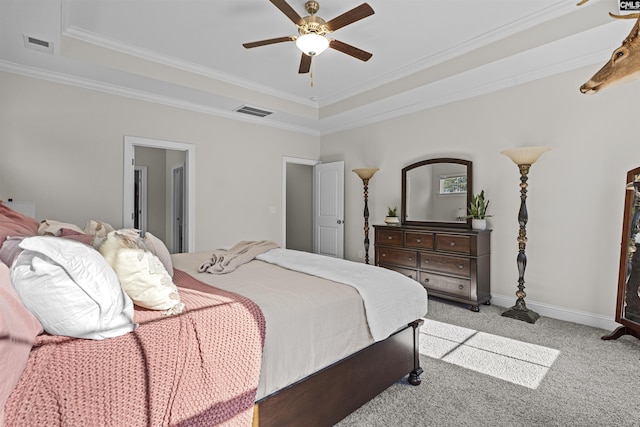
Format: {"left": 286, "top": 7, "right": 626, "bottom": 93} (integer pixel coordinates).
{"left": 23, "top": 35, "right": 54, "bottom": 54}
{"left": 234, "top": 105, "right": 273, "bottom": 118}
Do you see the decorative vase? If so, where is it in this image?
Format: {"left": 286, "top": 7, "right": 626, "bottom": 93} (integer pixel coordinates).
{"left": 385, "top": 216, "right": 400, "bottom": 225}
{"left": 472, "top": 219, "right": 487, "bottom": 230}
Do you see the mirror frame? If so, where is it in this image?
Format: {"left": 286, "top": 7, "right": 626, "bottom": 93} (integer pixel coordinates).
{"left": 401, "top": 158, "right": 473, "bottom": 228}
{"left": 605, "top": 166, "right": 640, "bottom": 340}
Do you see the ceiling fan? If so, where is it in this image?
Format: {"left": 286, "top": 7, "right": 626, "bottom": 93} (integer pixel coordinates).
{"left": 242, "top": 0, "right": 374, "bottom": 74}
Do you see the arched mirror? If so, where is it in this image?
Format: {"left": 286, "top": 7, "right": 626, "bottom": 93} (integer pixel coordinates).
{"left": 401, "top": 158, "right": 472, "bottom": 228}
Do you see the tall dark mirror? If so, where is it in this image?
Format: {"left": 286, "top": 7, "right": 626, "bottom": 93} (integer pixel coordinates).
{"left": 603, "top": 166, "right": 640, "bottom": 341}
{"left": 401, "top": 158, "right": 472, "bottom": 228}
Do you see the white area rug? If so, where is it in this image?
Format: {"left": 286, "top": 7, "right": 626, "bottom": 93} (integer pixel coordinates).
{"left": 420, "top": 319, "right": 560, "bottom": 389}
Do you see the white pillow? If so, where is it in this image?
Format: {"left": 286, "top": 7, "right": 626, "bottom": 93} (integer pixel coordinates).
{"left": 99, "top": 230, "right": 184, "bottom": 315}
{"left": 11, "top": 236, "right": 137, "bottom": 340}
{"left": 84, "top": 219, "right": 115, "bottom": 249}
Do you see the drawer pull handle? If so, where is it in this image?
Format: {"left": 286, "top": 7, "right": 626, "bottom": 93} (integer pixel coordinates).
{"left": 408, "top": 257, "right": 413, "bottom": 261}
{"left": 449, "top": 241, "right": 456, "bottom": 246}
{"left": 458, "top": 264, "right": 464, "bottom": 269}
{"left": 381, "top": 254, "right": 386, "bottom": 257}
{"left": 416, "top": 238, "right": 421, "bottom": 243}
{"left": 388, "top": 236, "right": 393, "bottom": 240}
{"left": 424, "top": 259, "right": 430, "bottom": 264}
{"left": 423, "top": 278, "right": 430, "bottom": 283}
{"left": 458, "top": 285, "right": 464, "bottom": 290}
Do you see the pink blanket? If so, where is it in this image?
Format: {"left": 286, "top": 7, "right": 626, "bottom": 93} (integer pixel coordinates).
{"left": 5, "top": 269, "right": 266, "bottom": 426}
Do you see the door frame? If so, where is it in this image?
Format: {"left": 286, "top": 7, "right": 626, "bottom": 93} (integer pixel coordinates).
{"left": 282, "top": 156, "right": 319, "bottom": 250}
{"left": 123, "top": 136, "right": 196, "bottom": 252}
{"left": 134, "top": 165, "right": 148, "bottom": 232}
{"left": 171, "top": 163, "right": 185, "bottom": 253}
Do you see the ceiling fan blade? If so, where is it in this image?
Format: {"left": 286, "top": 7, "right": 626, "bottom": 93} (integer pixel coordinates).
{"left": 243, "top": 36, "right": 295, "bottom": 49}
{"left": 270, "top": 0, "right": 305, "bottom": 26}
{"left": 299, "top": 53, "right": 312, "bottom": 74}
{"left": 325, "top": 3, "right": 374, "bottom": 32}
{"left": 329, "top": 39, "right": 372, "bottom": 62}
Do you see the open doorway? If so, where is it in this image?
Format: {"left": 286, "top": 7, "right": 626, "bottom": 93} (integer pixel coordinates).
{"left": 285, "top": 162, "right": 314, "bottom": 252}
{"left": 282, "top": 157, "right": 344, "bottom": 258}
{"left": 123, "top": 136, "right": 196, "bottom": 253}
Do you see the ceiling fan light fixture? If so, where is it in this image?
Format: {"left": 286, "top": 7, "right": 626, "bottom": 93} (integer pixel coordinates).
{"left": 296, "top": 33, "right": 329, "bottom": 56}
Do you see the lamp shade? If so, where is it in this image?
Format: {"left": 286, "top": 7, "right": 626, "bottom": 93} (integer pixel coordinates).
{"left": 501, "top": 146, "right": 550, "bottom": 166}
{"left": 296, "top": 33, "right": 329, "bottom": 56}
{"left": 352, "top": 168, "right": 379, "bottom": 180}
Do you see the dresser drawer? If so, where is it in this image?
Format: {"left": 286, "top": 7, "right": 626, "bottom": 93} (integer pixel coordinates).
{"left": 377, "top": 228, "right": 403, "bottom": 247}
{"left": 405, "top": 232, "right": 434, "bottom": 250}
{"left": 418, "top": 272, "right": 470, "bottom": 298}
{"left": 382, "top": 265, "right": 419, "bottom": 281}
{"left": 420, "top": 253, "right": 470, "bottom": 277}
{"left": 377, "top": 247, "right": 418, "bottom": 268}
{"left": 435, "top": 234, "right": 471, "bottom": 255}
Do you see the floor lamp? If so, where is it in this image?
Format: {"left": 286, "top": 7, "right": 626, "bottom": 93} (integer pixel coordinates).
{"left": 501, "top": 146, "right": 549, "bottom": 324}
{"left": 352, "top": 167, "right": 379, "bottom": 264}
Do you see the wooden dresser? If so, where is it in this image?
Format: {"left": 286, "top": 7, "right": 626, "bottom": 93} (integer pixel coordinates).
{"left": 373, "top": 224, "right": 491, "bottom": 311}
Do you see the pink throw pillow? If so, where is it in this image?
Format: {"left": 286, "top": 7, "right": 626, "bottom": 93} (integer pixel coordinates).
{"left": 0, "top": 201, "right": 38, "bottom": 244}
{"left": 0, "top": 262, "right": 43, "bottom": 422}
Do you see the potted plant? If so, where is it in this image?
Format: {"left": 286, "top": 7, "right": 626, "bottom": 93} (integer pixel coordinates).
{"left": 385, "top": 206, "right": 400, "bottom": 225}
{"left": 466, "top": 190, "right": 492, "bottom": 230}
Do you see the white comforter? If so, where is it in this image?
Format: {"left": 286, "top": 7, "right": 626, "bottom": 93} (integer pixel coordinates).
{"left": 172, "top": 249, "right": 428, "bottom": 399}
{"left": 257, "top": 248, "right": 428, "bottom": 342}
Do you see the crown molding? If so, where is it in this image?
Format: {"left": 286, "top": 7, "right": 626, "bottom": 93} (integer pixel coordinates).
{"left": 316, "top": 1, "right": 583, "bottom": 107}
{"left": 0, "top": 16, "right": 620, "bottom": 138}
{"left": 61, "top": 25, "right": 318, "bottom": 109}
{"left": 0, "top": 60, "right": 321, "bottom": 136}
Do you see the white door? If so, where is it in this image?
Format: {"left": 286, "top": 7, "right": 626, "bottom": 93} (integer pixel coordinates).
{"left": 313, "top": 161, "right": 344, "bottom": 258}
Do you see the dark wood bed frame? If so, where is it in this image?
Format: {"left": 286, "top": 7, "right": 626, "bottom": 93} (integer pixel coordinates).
{"left": 252, "top": 319, "right": 424, "bottom": 427}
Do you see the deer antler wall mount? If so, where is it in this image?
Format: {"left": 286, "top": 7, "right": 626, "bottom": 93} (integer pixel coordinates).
{"left": 579, "top": 0, "right": 640, "bottom": 93}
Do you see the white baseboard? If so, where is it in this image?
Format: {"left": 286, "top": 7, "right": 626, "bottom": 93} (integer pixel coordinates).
{"left": 490, "top": 294, "right": 620, "bottom": 333}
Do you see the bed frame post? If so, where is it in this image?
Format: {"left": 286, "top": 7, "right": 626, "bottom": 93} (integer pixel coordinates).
{"left": 408, "top": 318, "right": 424, "bottom": 386}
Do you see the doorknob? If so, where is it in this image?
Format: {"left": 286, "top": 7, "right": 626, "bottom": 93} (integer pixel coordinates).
{"left": 337, "top": 220, "right": 343, "bottom": 224}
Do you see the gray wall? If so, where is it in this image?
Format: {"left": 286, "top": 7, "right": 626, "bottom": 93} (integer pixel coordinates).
{"left": 2, "top": 64, "right": 640, "bottom": 327}
{"left": 286, "top": 163, "right": 313, "bottom": 252}
{"left": 134, "top": 146, "right": 167, "bottom": 241}
{"left": 320, "top": 65, "right": 640, "bottom": 324}
{"left": 0, "top": 71, "right": 321, "bottom": 251}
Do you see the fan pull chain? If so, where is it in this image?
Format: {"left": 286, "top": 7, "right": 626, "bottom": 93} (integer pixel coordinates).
{"left": 310, "top": 70, "right": 314, "bottom": 88}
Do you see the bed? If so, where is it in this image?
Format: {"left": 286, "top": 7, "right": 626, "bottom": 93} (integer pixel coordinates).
{"left": 0, "top": 202, "right": 428, "bottom": 427}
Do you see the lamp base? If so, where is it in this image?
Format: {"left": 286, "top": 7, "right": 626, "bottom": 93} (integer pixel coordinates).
{"left": 501, "top": 305, "right": 540, "bottom": 324}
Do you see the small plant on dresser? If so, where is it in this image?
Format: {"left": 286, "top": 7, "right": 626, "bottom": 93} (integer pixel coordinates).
{"left": 466, "top": 190, "right": 492, "bottom": 231}
{"left": 385, "top": 206, "right": 400, "bottom": 225}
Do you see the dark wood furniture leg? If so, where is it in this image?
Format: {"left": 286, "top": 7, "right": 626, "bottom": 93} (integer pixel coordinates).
{"left": 601, "top": 325, "right": 640, "bottom": 341}
{"left": 254, "top": 319, "right": 424, "bottom": 427}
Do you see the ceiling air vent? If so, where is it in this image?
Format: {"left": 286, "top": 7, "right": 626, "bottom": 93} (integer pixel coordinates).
{"left": 23, "top": 35, "right": 54, "bottom": 54}
{"left": 235, "top": 105, "right": 273, "bottom": 118}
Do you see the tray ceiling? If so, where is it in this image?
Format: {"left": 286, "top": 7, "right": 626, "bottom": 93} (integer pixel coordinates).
{"left": 0, "top": 0, "right": 631, "bottom": 135}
